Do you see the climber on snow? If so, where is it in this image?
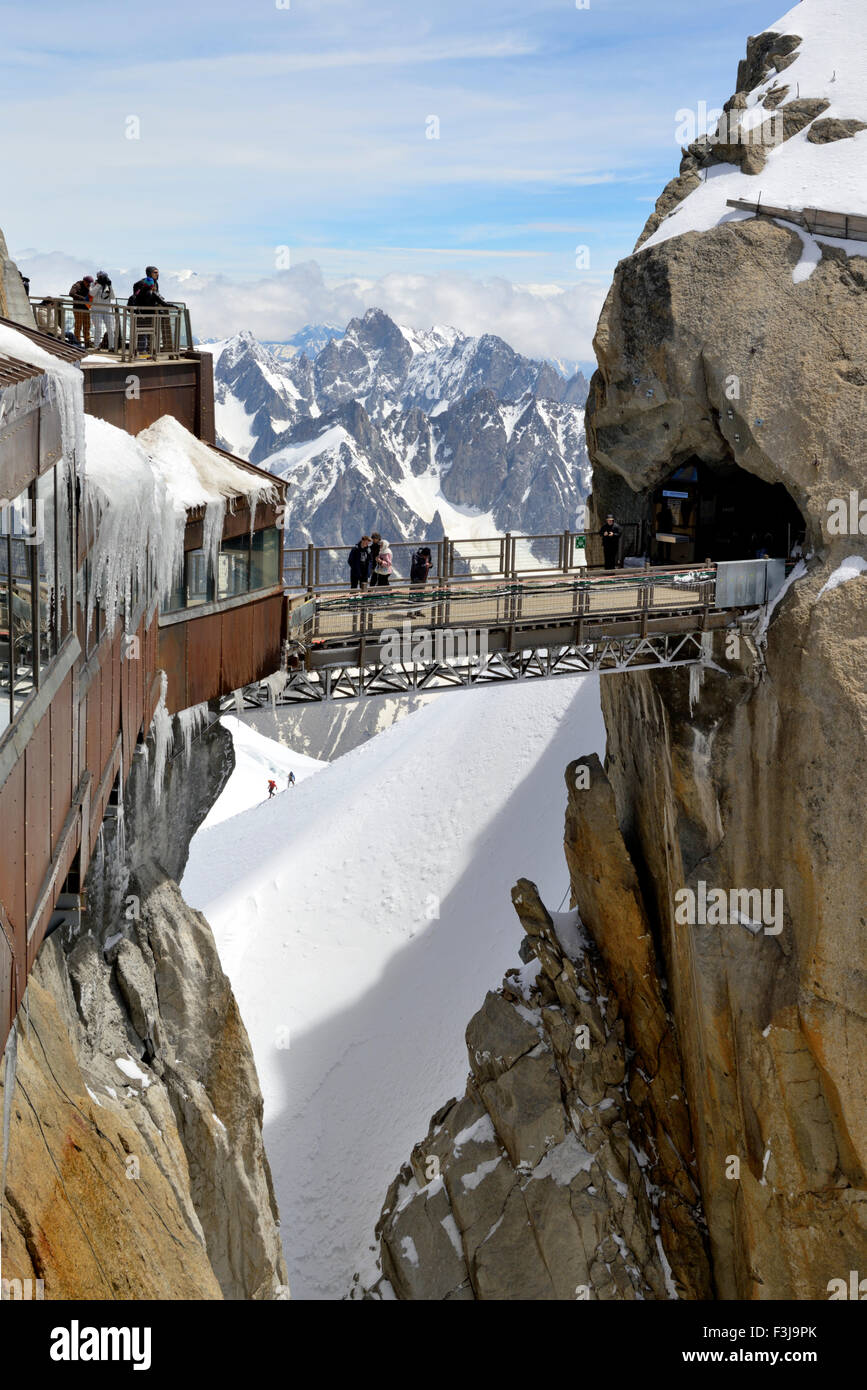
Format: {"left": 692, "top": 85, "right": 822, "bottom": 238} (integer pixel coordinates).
{"left": 267, "top": 778, "right": 277, "bottom": 799}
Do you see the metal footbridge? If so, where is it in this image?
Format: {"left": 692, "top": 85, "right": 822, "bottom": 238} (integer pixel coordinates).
{"left": 247, "top": 556, "right": 787, "bottom": 706}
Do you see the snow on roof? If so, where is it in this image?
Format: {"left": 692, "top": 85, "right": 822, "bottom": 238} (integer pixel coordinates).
{"left": 0, "top": 320, "right": 85, "bottom": 467}
{"left": 644, "top": 0, "right": 867, "bottom": 256}
{"left": 137, "top": 414, "right": 278, "bottom": 512}
{"left": 83, "top": 413, "right": 281, "bottom": 635}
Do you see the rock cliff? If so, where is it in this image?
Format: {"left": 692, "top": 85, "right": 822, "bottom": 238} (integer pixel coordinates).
{"left": 1, "top": 715, "right": 289, "bottom": 1300}
{"left": 359, "top": 878, "right": 709, "bottom": 1301}
{"left": 360, "top": 5, "right": 866, "bottom": 1300}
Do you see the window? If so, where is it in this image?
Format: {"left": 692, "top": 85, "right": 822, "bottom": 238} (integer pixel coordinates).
{"left": 1, "top": 485, "right": 39, "bottom": 734}
{"left": 161, "top": 526, "right": 281, "bottom": 612}
{"left": 250, "top": 527, "right": 280, "bottom": 590}
{"left": 218, "top": 534, "right": 250, "bottom": 600}
{"left": 186, "top": 549, "right": 213, "bottom": 606}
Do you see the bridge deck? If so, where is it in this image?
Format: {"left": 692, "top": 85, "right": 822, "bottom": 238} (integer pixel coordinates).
{"left": 293, "top": 565, "right": 716, "bottom": 644}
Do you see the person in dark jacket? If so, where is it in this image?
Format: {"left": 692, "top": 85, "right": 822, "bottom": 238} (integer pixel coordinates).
{"left": 409, "top": 547, "right": 432, "bottom": 584}
{"left": 348, "top": 536, "right": 371, "bottom": 590}
{"left": 69, "top": 276, "right": 94, "bottom": 346}
{"left": 129, "top": 277, "right": 166, "bottom": 308}
{"left": 600, "top": 514, "right": 622, "bottom": 570}
{"left": 368, "top": 533, "right": 382, "bottom": 576}
{"left": 129, "top": 277, "right": 167, "bottom": 354}
{"left": 132, "top": 265, "right": 161, "bottom": 296}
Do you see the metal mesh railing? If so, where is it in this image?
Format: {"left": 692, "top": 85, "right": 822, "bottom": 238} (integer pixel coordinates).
{"left": 282, "top": 524, "right": 644, "bottom": 592}
{"left": 289, "top": 566, "right": 717, "bottom": 642}
{"left": 29, "top": 296, "right": 193, "bottom": 361}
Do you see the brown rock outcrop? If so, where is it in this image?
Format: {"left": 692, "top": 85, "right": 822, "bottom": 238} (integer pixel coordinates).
{"left": 1, "top": 717, "right": 289, "bottom": 1300}
{"left": 359, "top": 880, "right": 711, "bottom": 1300}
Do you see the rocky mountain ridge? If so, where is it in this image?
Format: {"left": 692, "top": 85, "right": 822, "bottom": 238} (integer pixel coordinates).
{"left": 205, "top": 310, "right": 590, "bottom": 547}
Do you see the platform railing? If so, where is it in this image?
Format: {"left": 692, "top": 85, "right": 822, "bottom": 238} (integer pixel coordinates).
{"left": 283, "top": 524, "right": 644, "bottom": 592}
{"left": 29, "top": 296, "right": 193, "bottom": 361}
{"left": 286, "top": 563, "right": 718, "bottom": 644}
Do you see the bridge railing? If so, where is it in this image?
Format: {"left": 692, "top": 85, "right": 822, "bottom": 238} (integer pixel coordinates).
{"left": 286, "top": 564, "right": 718, "bottom": 645}
{"left": 283, "top": 523, "right": 643, "bottom": 592}
{"left": 29, "top": 296, "right": 193, "bottom": 361}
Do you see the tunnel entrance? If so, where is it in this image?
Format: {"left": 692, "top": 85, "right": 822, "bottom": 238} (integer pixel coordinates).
{"left": 650, "top": 460, "right": 805, "bottom": 565}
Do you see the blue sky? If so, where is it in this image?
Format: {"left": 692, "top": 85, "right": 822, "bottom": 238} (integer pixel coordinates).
{"left": 3, "top": 0, "right": 787, "bottom": 361}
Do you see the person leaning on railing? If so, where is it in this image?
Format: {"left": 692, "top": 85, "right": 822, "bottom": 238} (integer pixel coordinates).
{"left": 127, "top": 277, "right": 167, "bottom": 354}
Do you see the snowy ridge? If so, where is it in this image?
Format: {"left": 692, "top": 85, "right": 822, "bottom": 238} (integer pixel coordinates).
{"left": 646, "top": 0, "right": 867, "bottom": 254}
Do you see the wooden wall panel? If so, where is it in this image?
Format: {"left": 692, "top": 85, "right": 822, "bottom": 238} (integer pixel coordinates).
{"left": 158, "top": 622, "right": 187, "bottom": 714}
{"left": 24, "top": 711, "right": 52, "bottom": 922}
{"left": 218, "top": 606, "right": 254, "bottom": 696}
{"left": 186, "top": 614, "right": 222, "bottom": 707}
{"left": 50, "top": 672, "right": 73, "bottom": 844}
{"left": 0, "top": 760, "right": 26, "bottom": 933}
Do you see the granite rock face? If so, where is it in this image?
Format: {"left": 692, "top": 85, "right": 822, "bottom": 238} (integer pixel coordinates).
{"left": 581, "top": 19, "right": 867, "bottom": 1302}
{"left": 360, "top": 880, "right": 711, "bottom": 1301}
{"left": 1, "top": 716, "right": 289, "bottom": 1301}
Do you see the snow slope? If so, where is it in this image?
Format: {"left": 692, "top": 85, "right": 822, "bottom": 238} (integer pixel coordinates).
{"left": 646, "top": 0, "right": 867, "bottom": 255}
{"left": 200, "top": 716, "right": 327, "bottom": 829}
{"left": 182, "top": 675, "right": 605, "bottom": 1298}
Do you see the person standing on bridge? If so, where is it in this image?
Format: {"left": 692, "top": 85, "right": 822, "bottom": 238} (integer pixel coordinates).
{"left": 600, "top": 514, "right": 622, "bottom": 570}
{"left": 348, "top": 535, "right": 371, "bottom": 590}
{"left": 372, "top": 539, "right": 393, "bottom": 586}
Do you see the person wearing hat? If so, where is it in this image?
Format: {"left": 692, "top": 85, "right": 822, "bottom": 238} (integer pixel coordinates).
{"left": 68, "top": 275, "right": 95, "bottom": 347}
{"left": 90, "top": 270, "right": 116, "bottom": 351}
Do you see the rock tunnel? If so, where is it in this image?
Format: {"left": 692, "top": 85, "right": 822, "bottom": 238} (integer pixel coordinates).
{"left": 591, "top": 453, "right": 807, "bottom": 567}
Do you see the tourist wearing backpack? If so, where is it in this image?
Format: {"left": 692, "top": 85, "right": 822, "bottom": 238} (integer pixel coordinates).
{"left": 90, "top": 271, "right": 116, "bottom": 351}
{"left": 409, "top": 547, "right": 432, "bottom": 584}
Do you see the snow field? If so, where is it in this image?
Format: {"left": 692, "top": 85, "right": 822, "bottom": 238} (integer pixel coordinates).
{"left": 182, "top": 674, "right": 605, "bottom": 1298}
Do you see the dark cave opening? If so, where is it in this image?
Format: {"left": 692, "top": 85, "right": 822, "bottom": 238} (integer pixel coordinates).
{"left": 648, "top": 459, "right": 806, "bottom": 566}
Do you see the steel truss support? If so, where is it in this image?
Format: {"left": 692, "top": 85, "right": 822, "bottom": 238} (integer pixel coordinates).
{"left": 227, "top": 630, "right": 710, "bottom": 708}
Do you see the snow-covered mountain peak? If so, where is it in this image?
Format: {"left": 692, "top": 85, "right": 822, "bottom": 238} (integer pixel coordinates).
{"left": 206, "top": 313, "right": 591, "bottom": 549}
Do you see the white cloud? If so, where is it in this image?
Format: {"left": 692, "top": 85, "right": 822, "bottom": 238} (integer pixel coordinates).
{"left": 17, "top": 252, "right": 605, "bottom": 363}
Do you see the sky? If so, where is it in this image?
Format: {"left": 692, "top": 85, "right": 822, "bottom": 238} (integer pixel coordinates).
{"left": 3, "top": 0, "right": 787, "bottom": 363}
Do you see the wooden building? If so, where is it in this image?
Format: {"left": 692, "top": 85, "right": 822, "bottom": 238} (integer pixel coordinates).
{"left": 0, "top": 317, "right": 288, "bottom": 1048}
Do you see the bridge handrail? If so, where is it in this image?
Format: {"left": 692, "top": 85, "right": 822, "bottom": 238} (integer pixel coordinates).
{"left": 283, "top": 525, "right": 646, "bottom": 592}
{"left": 287, "top": 563, "right": 719, "bottom": 645}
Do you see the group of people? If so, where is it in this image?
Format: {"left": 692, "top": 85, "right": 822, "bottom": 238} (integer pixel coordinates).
{"left": 66, "top": 265, "right": 167, "bottom": 350}
{"left": 347, "top": 535, "right": 433, "bottom": 591}
{"left": 267, "top": 771, "right": 296, "bottom": 799}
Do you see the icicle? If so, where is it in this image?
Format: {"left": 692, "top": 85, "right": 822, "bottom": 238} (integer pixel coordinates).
{"left": 233, "top": 689, "right": 245, "bottom": 719}
{"left": 688, "top": 631, "right": 715, "bottom": 715}
{"left": 150, "top": 671, "right": 174, "bottom": 806}
{"left": 177, "top": 702, "right": 210, "bottom": 765}
{"left": 262, "top": 669, "right": 288, "bottom": 710}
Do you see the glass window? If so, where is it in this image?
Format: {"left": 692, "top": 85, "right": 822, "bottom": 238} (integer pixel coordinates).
{"left": 250, "top": 527, "right": 280, "bottom": 590}
{"left": 218, "top": 534, "right": 250, "bottom": 599}
{"left": 0, "top": 529, "right": 11, "bottom": 735}
{"left": 164, "top": 562, "right": 186, "bottom": 614}
{"left": 56, "top": 455, "right": 73, "bottom": 641}
{"left": 7, "top": 488, "right": 37, "bottom": 717}
{"left": 186, "top": 549, "right": 213, "bottom": 606}
{"left": 37, "top": 469, "right": 57, "bottom": 674}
